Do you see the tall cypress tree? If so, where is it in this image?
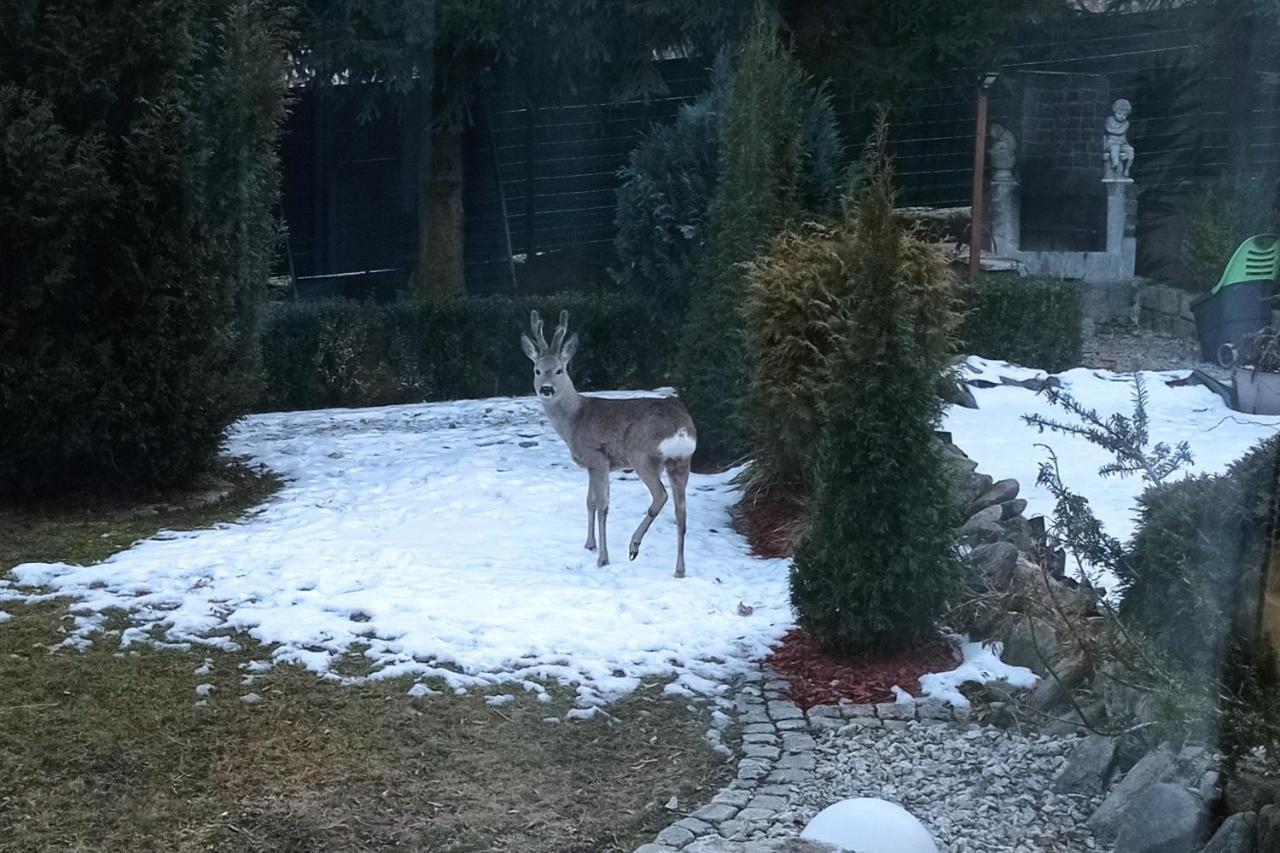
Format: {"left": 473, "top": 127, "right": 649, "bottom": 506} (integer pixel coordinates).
{"left": 790, "top": 124, "right": 963, "bottom": 655}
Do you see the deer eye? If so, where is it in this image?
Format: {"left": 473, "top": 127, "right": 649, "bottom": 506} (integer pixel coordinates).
{"left": 535, "top": 369, "right": 541, "bottom": 376}
{"left": 555, "top": 369, "right": 563, "bottom": 375}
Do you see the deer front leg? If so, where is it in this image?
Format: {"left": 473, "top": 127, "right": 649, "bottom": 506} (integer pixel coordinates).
{"left": 590, "top": 466, "right": 610, "bottom": 567}
{"left": 584, "top": 477, "right": 597, "bottom": 552}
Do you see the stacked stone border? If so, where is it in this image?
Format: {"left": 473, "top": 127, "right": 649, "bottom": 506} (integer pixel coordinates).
{"left": 632, "top": 669, "right": 965, "bottom": 853}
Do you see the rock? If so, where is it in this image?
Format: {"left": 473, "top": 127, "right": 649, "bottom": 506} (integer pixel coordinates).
{"left": 958, "top": 520, "right": 1008, "bottom": 548}
{"left": 960, "top": 472, "right": 994, "bottom": 504}
{"left": 683, "top": 839, "right": 841, "bottom": 853}
{"left": 1260, "top": 805, "right": 1280, "bottom": 853}
{"left": 965, "top": 478, "right": 1020, "bottom": 516}
{"left": 997, "top": 515, "right": 1035, "bottom": 553}
{"left": 962, "top": 504, "right": 1004, "bottom": 527}
{"left": 1029, "top": 656, "right": 1089, "bottom": 712}
{"left": 1088, "top": 747, "right": 1180, "bottom": 843}
{"left": 1052, "top": 733, "right": 1117, "bottom": 794}
{"left": 1225, "top": 765, "right": 1280, "bottom": 816}
{"left": 998, "top": 497, "right": 1028, "bottom": 520}
{"left": 1111, "top": 782, "right": 1206, "bottom": 853}
{"left": 967, "top": 541, "right": 1020, "bottom": 589}
{"left": 1202, "top": 812, "right": 1257, "bottom": 853}
{"left": 999, "top": 615, "right": 1058, "bottom": 674}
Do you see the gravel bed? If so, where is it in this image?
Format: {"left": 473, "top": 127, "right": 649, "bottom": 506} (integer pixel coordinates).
{"left": 1082, "top": 325, "right": 1229, "bottom": 381}
{"left": 778, "top": 722, "right": 1104, "bottom": 853}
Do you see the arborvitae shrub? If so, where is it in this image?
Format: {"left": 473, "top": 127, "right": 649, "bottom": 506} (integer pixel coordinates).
{"left": 789, "top": 126, "right": 964, "bottom": 655}
{"left": 960, "top": 275, "right": 1083, "bottom": 372}
{"left": 742, "top": 223, "right": 849, "bottom": 493}
{"left": 1182, "top": 174, "right": 1278, "bottom": 289}
{"left": 0, "top": 0, "right": 288, "bottom": 497}
{"left": 673, "top": 16, "right": 845, "bottom": 466}
{"left": 1120, "top": 435, "right": 1280, "bottom": 678}
{"left": 257, "top": 293, "right": 667, "bottom": 412}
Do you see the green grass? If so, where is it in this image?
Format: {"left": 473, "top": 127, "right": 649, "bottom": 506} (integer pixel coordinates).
{"left": 0, "top": 464, "right": 732, "bottom": 852}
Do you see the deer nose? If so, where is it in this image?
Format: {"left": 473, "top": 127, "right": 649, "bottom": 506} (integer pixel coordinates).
{"left": 539, "top": 385, "right": 555, "bottom": 397}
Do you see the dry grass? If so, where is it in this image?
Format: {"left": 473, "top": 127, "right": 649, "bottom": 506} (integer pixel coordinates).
{"left": 0, "top": 464, "right": 732, "bottom": 852}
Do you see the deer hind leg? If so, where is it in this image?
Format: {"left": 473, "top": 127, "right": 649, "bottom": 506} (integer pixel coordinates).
{"left": 584, "top": 476, "right": 597, "bottom": 552}
{"left": 667, "top": 459, "right": 690, "bottom": 578}
{"left": 628, "top": 455, "right": 668, "bottom": 561}
{"left": 590, "top": 466, "right": 610, "bottom": 567}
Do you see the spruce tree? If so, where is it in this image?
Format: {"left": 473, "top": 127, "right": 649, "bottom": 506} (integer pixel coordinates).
{"left": 789, "top": 125, "right": 963, "bottom": 655}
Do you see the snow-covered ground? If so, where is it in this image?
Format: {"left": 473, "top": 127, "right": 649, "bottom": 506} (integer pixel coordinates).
{"left": 3, "top": 392, "right": 792, "bottom": 709}
{"left": 946, "top": 356, "right": 1280, "bottom": 588}
{"left": 5, "top": 358, "right": 1273, "bottom": 711}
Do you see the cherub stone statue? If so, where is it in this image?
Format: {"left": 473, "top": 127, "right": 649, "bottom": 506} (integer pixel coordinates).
{"left": 988, "top": 123, "right": 1017, "bottom": 181}
{"left": 1103, "top": 98, "right": 1134, "bottom": 180}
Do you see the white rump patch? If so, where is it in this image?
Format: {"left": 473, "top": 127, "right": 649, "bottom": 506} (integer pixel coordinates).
{"left": 658, "top": 427, "right": 697, "bottom": 459}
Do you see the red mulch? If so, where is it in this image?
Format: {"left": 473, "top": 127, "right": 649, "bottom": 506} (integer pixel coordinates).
{"left": 732, "top": 486, "right": 806, "bottom": 559}
{"left": 767, "top": 628, "right": 963, "bottom": 709}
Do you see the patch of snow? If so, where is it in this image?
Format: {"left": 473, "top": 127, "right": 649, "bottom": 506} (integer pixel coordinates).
{"left": 406, "top": 682, "right": 439, "bottom": 698}
{"left": 889, "top": 685, "right": 913, "bottom": 705}
{"left": 801, "top": 797, "right": 939, "bottom": 853}
{"left": 485, "top": 693, "right": 515, "bottom": 706}
{"left": 0, "top": 612, "right": 10, "bottom": 624}
{"left": 918, "top": 638, "right": 1037, "bottom": 709}
{"left": 946, "top": 356, "right": 1280, "bottom": 589}
{"left": 195, "top": 683, "right": 215, "bottom": 697}
{"left": 4, "top": 394, "right": 791, "bottom": 709}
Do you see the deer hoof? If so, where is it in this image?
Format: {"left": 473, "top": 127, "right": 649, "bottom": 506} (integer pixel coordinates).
{"left": 628, "top": 543, "right": 639, "bottom": 560}
{"left": 585, "top": 541, "right": 596, "bottom": 552}
{"left": 674, "top": 567, "right": 685, "bottom": 578}
{"left": 597, "top": 556, "right": 610, "bottom": 568}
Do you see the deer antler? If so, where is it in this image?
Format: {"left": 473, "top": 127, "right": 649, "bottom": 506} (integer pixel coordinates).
{"left": 550, "top": 310, "right": 570, "bottom": 353}
{"left": 530, "top": 310, "right": 549, "bottom": 352}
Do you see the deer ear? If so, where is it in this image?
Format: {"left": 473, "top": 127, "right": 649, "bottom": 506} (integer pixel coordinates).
{"left": 520, "top": 334, "right": 539, "bottom": 361}
{"left": 561, "top": 333, "right": 579, "bottom": 362}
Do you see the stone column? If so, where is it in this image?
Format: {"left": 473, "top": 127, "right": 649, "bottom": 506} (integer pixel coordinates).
{"left": 1103, "top": 178, "right": 1133, "bottom": 254}
{"left": 989, "top": 179, "right": 1020, "bottom": 256}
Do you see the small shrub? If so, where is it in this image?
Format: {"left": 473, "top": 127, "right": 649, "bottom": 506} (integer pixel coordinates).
{"left": 1119, "top": 435, "right": 1279, "bottom": 678}
{"left": 789, "top": 124, "right": 964, "bottom": 655}
{"left": 257, "top": 293, "right": 666, "bottom": 412}
{"left": 960, "top": 275, "right": 1083, "bottom": 372}
{"left": 1182, "top": 173, "right": 1278, "bottom": 289}
{"left": 1240, "top": 326, "right": 1280, "bottom": 371}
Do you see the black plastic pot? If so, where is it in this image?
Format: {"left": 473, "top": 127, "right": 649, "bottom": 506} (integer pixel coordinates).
{"left": 1191, "top": 279, "right": 1276, "bottom": 364}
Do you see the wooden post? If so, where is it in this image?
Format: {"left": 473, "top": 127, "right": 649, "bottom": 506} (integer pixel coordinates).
{"left": 969, "top": 78, "right": 991, "bottom": 280}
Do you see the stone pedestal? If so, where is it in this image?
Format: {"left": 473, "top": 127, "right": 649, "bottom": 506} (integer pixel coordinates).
{"left": 990, "top": 179, "right": 1020, "bottom": 256}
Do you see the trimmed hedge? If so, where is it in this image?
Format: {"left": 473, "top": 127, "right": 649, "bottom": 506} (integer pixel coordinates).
{"left": 960, "top": 275, "right": 1083, "bottom": 373}
{"left": 257, "top": 293, "right": 669, "bottom": 412}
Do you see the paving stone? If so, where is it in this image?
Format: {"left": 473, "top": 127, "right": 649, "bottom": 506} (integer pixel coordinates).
{"left": 740, "top": 710, "right": 771, "bottom": 726}
{"left": 764, "top": 679, "right": 789, "bottom": 691}
{"left": 758, "top": 784, "right": 793, "bottom": 797}
{"left": 776, "top": 752, "right": 816, "bottom": 770}
{"left": 743, "top": 732, "right": 778, "bottom": 744}
{"left": 633, "top": 844, "right": 674, "bottom": 853}
{"left": 766, "top": 768, "right": 809, "bottom": 784}
{"left": 736, "top": 807, "right": 777, "bottom": 823}
{"left": 716, "top": 819, "right": 746, "bottom": 839}
{"left": 782, "top": 732, "right": 816, "bottom": 752}
{"left": 674, "top": 817, "right": 713, "bottom": 837}
{"left": 808, "top": 716, "right": 843, "bottom": 732}
{"left": 746, "top": 794, "right": 789, "bottom": 811}
{"left": 692, "top": 802, "right": 740, "bottom": 824}
{"left": 917, "top": 697, "right": 953, "bottom": 720}
{"left": 776, "top": 718, "right": 807, "bottom": 731}
{"left": 729, "top": 778, "right": 757, "bottom": 791}
{"left": 737, "top": 762, "right": 770, "bottom": 781}
{"left": 875, "top": 701, "right": 916, "bottom": 721}
{"left": 806, "top": 704, "right": 841, "bottom": 718}
{"left": 713, "top": 789, "right": 752, "bottom": 808}
{"left": 655, "top": 825, "right": 695, "bottom": 847}
{"left": 842, "top": 703, "right": 877, "bottom": 717}
{"left": 742, "top": 723, "right": 775, "bottom": 735}
{"left": 767, "top": 700, "right": 803, "bottom": 721}
{"left": 742, "top": 743, "right": 781, "bottom": 760}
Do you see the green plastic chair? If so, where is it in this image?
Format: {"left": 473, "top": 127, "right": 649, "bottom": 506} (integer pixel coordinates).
{"left": 1211, "top": 233, "right": 1280, "bottom": 294}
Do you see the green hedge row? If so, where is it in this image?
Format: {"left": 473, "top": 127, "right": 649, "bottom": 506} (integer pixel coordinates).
{"left": 257, "top": 293, "right": 669, "bottom": 412}
{"left": 959, "top": 275, "right": 1084, "bottom": 373}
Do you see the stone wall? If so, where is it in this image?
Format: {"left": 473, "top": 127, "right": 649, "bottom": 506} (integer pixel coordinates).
{"left": 1136, "top": 282, "right": 1197, "bottom": 337}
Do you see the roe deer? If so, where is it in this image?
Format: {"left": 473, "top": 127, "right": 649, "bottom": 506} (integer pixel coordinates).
{"left": 521, "top": 310, "right": 697, "bottom": 577}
